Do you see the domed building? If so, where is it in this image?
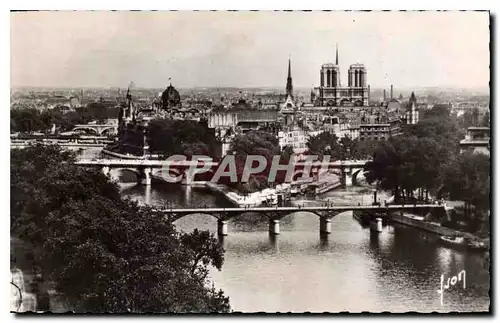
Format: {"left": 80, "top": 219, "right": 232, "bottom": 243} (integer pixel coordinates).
{"left": 161, "top": 83, "right": 181, "bottom": 110}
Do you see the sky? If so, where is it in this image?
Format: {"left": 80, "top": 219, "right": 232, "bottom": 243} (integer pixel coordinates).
{"left": 10, "top": 11, "right": 490, "bottom": 90}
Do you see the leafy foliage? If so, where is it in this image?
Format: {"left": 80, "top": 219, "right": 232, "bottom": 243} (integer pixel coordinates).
{"left": 225, "top": 130, "right": 285, "bottom": 192}
{"left": 11, "top": 105, "right": 120, "bottom": 134}
{"left": 363, "top": 104, "right": 490, "bottom": 233}
{"left": 146, "top": 119, "right": 214, "bottom": 158}
{"left": 11, "top": 144, "right": 230, "bottom": 313}
{"left": 306, "top": 132, "right": 379, "bottom": 160}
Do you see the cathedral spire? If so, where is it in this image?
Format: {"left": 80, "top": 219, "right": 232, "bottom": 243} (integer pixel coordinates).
{"left": 286, "top": 58, "right": 293, "bottom": 98}
{"left": 335, "top": 43, "right": 339, "bottom": 65}
{"left": 410, "top": 91, "right": 416, "bottom": 103}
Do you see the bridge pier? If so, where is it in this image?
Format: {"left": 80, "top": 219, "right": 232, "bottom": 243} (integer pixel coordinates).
{"left": 339, "top": 168, "right": 347, "bottom": 188}
{"left": 139, "top": 167, "right": 152, "bottom": 185}
{"left": 370, "top": 217, "right": 383, "bottom": 233}
{"left": 345, "top": 172, "right": 353, "bottom": 187}
{"left": 217, "top": 220, "right": 228, "bottom": 236}
{"left": 269, "top": 219, "right": 280, "bottom": 235}
{"left": 319, "top": 217, "right": 332, "bottom": 235}
{"left": 101, "top": 166, "right": 110, "bottom": 176}
{"left": 339, "top": 167, "right": 354, "bottom": 188}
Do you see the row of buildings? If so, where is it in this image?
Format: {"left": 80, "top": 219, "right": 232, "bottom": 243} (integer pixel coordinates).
{"left": 272, "top": 49, "right": 419, "bottom": 153}
{"left": 112, "top": 48, "right": 423, "bottom": 157}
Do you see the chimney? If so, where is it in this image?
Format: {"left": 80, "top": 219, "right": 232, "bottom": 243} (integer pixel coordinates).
{"left": 383, "top": 89, "right": 386, "bottom": 101}
{"left": 390, "top": 85, "right": 393, "bottom": 100}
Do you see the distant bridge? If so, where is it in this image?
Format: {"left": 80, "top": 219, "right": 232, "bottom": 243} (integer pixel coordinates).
{"left": 156, "top": 204, "right": 444, "bottom": 236}
{"left": 11, "top": 141, "right": 107, "bottom": 151}
{"left": 75, "top": 158, "right": 370, "bottom": 186}
{"left": 72, "top": 124, "right": 118, "bottom": 136}
{"left": 75, "top": 158, "right": 367, "bottom": 168}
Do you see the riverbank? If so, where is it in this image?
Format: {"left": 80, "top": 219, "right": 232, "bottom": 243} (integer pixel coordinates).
{"left": 389, "top": 212, "right": 490, "bottom": 247}
{"left": 149, "top": 170, "right": 293, "bottom": 207}
{"left": 204, "top": 182, "right": 290, "bottom": 207}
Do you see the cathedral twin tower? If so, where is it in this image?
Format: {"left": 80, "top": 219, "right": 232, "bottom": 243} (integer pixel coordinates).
{"left": 316, "top": 44, "right": 369, "bottom": 107}
{"left": 287, "top": 45, "right": 369, "bottom": 107}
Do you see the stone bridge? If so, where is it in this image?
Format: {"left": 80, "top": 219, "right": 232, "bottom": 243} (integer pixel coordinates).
{"left": 11, "top": 141, "right": 108, "bottom": 151}
{"left": 154, "top": 204, "right": 444, "bottom": 236}
{"left": 72, "top": 124, "right": 118, "bottom": 136}
{"left": 75, "top": 158, "right": 370, "bottom": 187}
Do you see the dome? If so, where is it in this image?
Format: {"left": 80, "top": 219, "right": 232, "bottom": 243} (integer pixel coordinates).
{"left": 161, "top": 84, "right": 181, "bottom": 110}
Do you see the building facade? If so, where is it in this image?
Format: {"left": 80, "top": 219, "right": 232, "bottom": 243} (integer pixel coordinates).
{"left": 460, "top": 126, "right": 490, "bottom": 155}
{"left": 404, "top": 92, "right": 419, "bottom": 125}
{"left": 278, "top": 126, "right": 307, "bottom": 153}
{"left": 359, "top": 118, "right": 401, "bottom": 141}
{"left": 314, "top": 45, "right": 370, "bottom": 107}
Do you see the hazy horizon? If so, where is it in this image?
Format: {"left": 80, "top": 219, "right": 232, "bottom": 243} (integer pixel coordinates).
{"left": 10, "top": 85, "right": 490, "bottom": 93}
{"left": 11, "top": 11, "right": 490, "bottom": 90}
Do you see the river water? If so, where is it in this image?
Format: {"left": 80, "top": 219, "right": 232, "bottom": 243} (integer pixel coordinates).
{"left": 121, "top": 182, "right": 490, "bottom": 313}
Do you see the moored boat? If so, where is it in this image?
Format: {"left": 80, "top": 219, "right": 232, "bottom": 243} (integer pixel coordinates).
{"left": 439, "top": 235, "right": 488, "bottom": 252}
{"left": 439, "top": 235, "right": 467, "bottom": 249}
{"left": 464, "top": 238, "right": 489, "bottom": 252}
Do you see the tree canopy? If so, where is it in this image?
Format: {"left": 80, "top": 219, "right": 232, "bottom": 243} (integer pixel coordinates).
{"left": 146, "top": 119, "right": 214, "bottom": 158}
{"left": 11, "top": 144, "right": 230, "bottom": 313}
{"left": 363, "top": 103, "right": 490, "bottom": 232}
{"left": 306, "top": 132, "right": 379, "bottom": 160}
{"left": 11, "top": 105, "right": 120, "bottom": 134}
{"left": 224, "top": 130, "right": 284, "bottom": 192}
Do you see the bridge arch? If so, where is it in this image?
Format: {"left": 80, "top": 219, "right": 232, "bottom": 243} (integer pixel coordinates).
{"left": 171, "top": 212, "right": 220, "bottom": 222}
{"left": 278, "top": 211, "right": 322, "bottom": 220}
{"left": 110, "top": 167, "right": 142, "bottom": 182}
{"left": 188, "top": 108, "right": 201, "bottom": 115}
{"left": 73, "top": 126, "right": 100, "bottom": 135}
{"left": 158, "top": 167, "right": 181, "bottom": 176}
{"left": 351, "top": 168, "right": 365, "bottom": 186}
{"left": 221, "top": 211, "right": 271, "bottom": 222}
{"left": 98, "top": 126, "right": 117, "bottom": 136}
{"left": 273, "top": 210, "right": 350, "bottom": 221}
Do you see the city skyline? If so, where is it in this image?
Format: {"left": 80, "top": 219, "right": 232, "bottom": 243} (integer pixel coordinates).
{"left": 11, "top": 11, "right": 490, "bottom": 90}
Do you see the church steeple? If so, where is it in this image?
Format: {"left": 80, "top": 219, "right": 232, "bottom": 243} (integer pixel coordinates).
{"left": 335, "top": 43, "right": 339, "bottom": 65}
{"left": 409, "top": 91, "right": 416, "bottom": 104}
{"left": 286, "top": 58, "right": 293, "bottom": 98}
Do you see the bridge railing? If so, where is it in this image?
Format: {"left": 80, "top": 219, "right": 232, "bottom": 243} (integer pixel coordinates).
{"left": 154, "top": 203, "right": 444, "bottom": 213}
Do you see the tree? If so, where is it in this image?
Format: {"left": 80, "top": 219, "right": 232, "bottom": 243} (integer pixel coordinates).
{"left": 11, "top": 144, "right": 230, "bottom": 313}
{"left": 440, "top": 151, "right": 490, "bottom": 217}
{"left": 229, "top": 130, "right": 280, "bottom": 158}
{"left": 10, "top": 108, "right": 44, "bottom": 133}
{"left": 363, "top": 135, "right": 449, "bottom": 203}
{"left": 421, "top": 103, "right": 452, "bottom": 120}
{"left": 355, "top": 139, "right": 382, "bottom": 159}
{"left": 225, "top": 130, "right": 283, "bottom": 192}
{"left": 280, "top": 145, "right": 294, "bottom": 162}
{"left": 339, "top": 135, "right": 358, "bottom": 160}
{"left": 146, "top": 119, "right": 214, "bottom": 158}
{"left": 306, "top": 132, "right": 341, "bottom": 159}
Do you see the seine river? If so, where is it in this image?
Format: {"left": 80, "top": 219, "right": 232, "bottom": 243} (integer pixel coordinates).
{"left": 120, "top": 181, "right": 490, "bottom": 313}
